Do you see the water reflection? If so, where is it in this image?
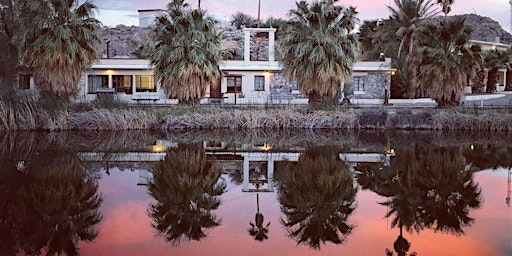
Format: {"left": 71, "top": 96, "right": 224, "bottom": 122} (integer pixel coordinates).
{"left": 276, "top": 146, "right": 357, "bottom": 249}
{"left": 0, "top": 133, "right": 102, "bottom": 255}
{"left": 0, "top": 130, "right": 510, "bottom": 255}
{"left": 356, "top": 144, "right": 484, "bottom": 254}
{"left": 148, "top": 144, "right": 226, "bottom": 245}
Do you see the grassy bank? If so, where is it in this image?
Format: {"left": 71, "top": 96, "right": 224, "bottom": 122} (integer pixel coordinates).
{"left": 1, "top": 101, "right": 512, "bottom": 131}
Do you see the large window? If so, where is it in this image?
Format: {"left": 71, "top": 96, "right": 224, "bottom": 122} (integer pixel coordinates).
{"left": 226, "top": 76, "right": 242, "bottom": 93}
{"left": 352, "top": 76, "right": 365, "bottom": 92}
{"left": 87, "top": 75, "right": 108, "bottom": 93}
{"left": 254, "top": 75, "right": 265, "bottom": 91}
{"left": 135, "top": 75, "right": 156, "bottom": 92}
{"left": 113, "top": 75, "right": 133, "bottom": 94}
{"left": 19, "top": 74, "right": 30, "bottom": 90}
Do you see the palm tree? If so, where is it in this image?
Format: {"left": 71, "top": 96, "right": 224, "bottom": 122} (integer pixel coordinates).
{"left": 278, "top": 0, "right": 359, "bottom": 106}
{"left": 14, "top": 0, "right": 101, "bottom": 99}
{"left": 230, "top": 12, "right": 257, "bottom": 29}
{"left": 407, "top": 16, "right": 483, "bottom": 107}
{"left": 150, "top": 0, "right": 223, "bottom": 104}
{"left": 148, "top": 144, "right": 226, "bottom": 245}
{"left": 277, "top": 147, "right": 357, "bottom": 249}
{"left": 437, "top": 0, "right": 454, "bottom": 16}
{"left": 483, "top": 49, "right": 511, "bottom": 93}
{"left": 387, "top": 0, "right": 438, "bottom": 58}
{"left": 376, "top": 0, "right": 438, "bottom": 98}
{"left": 0, "top": 0, "right": 21, "bottom": 99}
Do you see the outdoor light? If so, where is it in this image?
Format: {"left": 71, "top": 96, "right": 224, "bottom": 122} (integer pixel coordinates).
{"left": 152, "top": 144, "right": 165, "bottom": 152}
{"left": 260, "top": 143, "right": 272, "bottom": 151}
{"left": 107, "top": 69, "right": 114, "bottom": 75}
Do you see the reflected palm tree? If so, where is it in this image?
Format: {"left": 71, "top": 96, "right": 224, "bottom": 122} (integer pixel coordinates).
{"left": 385, "top": 226, "right": 417, "bottom": 256}
{"left": 6, "top": 148, "right": 102, "bottom": 255}
{"left": 463, "top": 144, "right": 512, "bottom": 171}
{"left": 148, "top": 144, "right": 226, "bottom": 245}
{"left": 248, "top": 193, "right": 270, "bottom": 241}
{"left": 357, "top": 144, "right": 482, "bottom": 237}
{"left": 277, "top": 147, "right": 357, "bottom": 249}
{"left": 416, "top": 147, "right": 482, "bottom": 234}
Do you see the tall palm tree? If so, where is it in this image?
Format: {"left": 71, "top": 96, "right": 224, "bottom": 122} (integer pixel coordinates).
{"left": 277, "top": 146, "right": 357, "bottom": 249}
{"left": 376, "top": 0, "right": 438, "bottom": 98}
{"left": 483, "top": 49, "right": 510, "bottom": 93}
{"left": 148, "top": 144, "right": 226, "bottom": 245}
{"left": 407, "top": 16, "right": 483, "bottom": 107}
{"left": 14, "top": 0, "right": 101, "bottom": 99}
{"left": 150, "top": 0, "right": 223, "bottom": 104}
{"left": 387, "top": 0, "right": 438, "bottom": 58}
{"left": 278, "top": 0, "right": 359, "bottom": 106}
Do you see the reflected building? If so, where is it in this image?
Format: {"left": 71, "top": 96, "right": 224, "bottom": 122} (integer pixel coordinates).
{"left": 77, "top": 139, "right": 395, "bottom": 189}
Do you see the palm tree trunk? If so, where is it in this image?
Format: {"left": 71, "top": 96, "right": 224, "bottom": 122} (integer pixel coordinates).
{"left": 486, "top": 68, "right": 498, "bottom": 93}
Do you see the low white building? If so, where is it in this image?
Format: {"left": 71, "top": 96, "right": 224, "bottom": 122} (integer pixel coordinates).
{"left": 16, "top": 27, "right": 395, "bottom": 105}
{"left": 72, "top": 27, "right": 394, "bottom": 105}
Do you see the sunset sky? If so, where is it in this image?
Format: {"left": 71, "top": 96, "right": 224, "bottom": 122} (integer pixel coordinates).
{"left": 94, "top": 0, "right": 511, "bottom": 33}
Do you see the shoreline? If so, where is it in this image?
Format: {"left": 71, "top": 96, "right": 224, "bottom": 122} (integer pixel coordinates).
{"left": 2, "top": 103, "right": 512, "bottom": 131}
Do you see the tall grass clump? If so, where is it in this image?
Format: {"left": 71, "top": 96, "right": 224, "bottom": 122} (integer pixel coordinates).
{"left": 69, "top": 108, "right": 155, "bottom": 130}
{"left": 0, "top": 101, "right": 38, "bottom": 130}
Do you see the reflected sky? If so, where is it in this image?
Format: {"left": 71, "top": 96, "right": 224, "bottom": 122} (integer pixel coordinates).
{"left": 0, "top": 130, "right": 510, "bottom": 255}
{"left": 79, "top": 167, "right": 511, "bottom": 256}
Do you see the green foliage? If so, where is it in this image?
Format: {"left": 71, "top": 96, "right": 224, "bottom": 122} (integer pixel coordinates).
{"left": 14, "top": 0, "right": 101, "bottom": 98}
{"left": 375, "top": 0, "right": 439, "bottom": 98}
{"left": 408, "top": 16, "right": 483, "bottom": 107}
{"left": 150, "top": 0, "right": 223, "bottom": 104}
{"left": 230, "top": 12, "right": 257, "bottom": 29}
{"left": 279, "top": 0, "right": 359, "bottom": 105}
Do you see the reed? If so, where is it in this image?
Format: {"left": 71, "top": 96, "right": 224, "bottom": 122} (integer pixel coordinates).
{"left": 2, "top": 100, "right": 512, "bottom": 131}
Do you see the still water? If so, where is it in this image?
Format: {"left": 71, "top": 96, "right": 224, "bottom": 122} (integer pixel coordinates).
{"left": 0, "top": 130, "right": 510, "bottom": 256}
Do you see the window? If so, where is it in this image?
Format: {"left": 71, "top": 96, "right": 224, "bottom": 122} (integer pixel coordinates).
{"left": 254, "top": 75, "right": 265, "bottom": 91}
{"left": 135, "top": 75, "right": 156, "bottom": 92}
{"left": 113, "top": 75, "right": 133, "bottom": 94}
{"left": 352, "top": 76, "right": 365, "bottom": 92}
{"left": 226, "top": 76, "right": 242, "bottom": 93}
{"left": 19, "top": 74, "right": 31, "bottom": 90}
{"left": 87, "top": 75, "right": 108, "bottom": 93}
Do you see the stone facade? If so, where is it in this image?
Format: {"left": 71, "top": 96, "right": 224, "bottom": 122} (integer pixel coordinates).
{"left": 346, "top": 73, "right": 391, "bottom": 100}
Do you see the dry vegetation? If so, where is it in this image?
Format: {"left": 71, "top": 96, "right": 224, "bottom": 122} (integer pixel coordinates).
{"left": 1, "top": 101, "right": 512, "bottom": 131}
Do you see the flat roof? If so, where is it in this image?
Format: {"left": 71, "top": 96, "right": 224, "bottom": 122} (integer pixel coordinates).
{"left": 137, "top": 9, "right": 165, "bottom": 13}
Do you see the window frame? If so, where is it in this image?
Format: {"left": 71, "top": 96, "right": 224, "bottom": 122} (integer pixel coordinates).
{"left": 135, "top": 75, "right": 156, "bottom": 93}
{"left": 113, "top": 75, "right": 133, "bottom": 94}
{"left": 19, "top": 74, "right": 31, "bottom": 90}
{"left": 352, "top": 76, "right": 366, "bottom": 93}
{"left": 254, "top": 75, "right": 265, "bottom": 91}
{"left": 226, "top": 75, "right": 242, "bottom": 93}
{"left": 87, "top": 75, "right": 109, "bottom": 94}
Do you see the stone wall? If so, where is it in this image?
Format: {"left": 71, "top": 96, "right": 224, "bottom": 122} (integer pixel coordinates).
{"left": 347, "top": 73, "right": 390, "bottom": 100}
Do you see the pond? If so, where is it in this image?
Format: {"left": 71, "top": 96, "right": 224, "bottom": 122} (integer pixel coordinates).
{"left": 0, "top": 130, "right": 510, "bottom": 256}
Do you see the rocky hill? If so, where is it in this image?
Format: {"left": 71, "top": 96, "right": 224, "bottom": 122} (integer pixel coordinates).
{"left": 100, "top": 14, "right": 512, "bottom": 59}
{"left": 99, "top": 25, "right": 151, "bottom": 58}
{"left": 459, "top": 14, "right": 512, "bottom": 44}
